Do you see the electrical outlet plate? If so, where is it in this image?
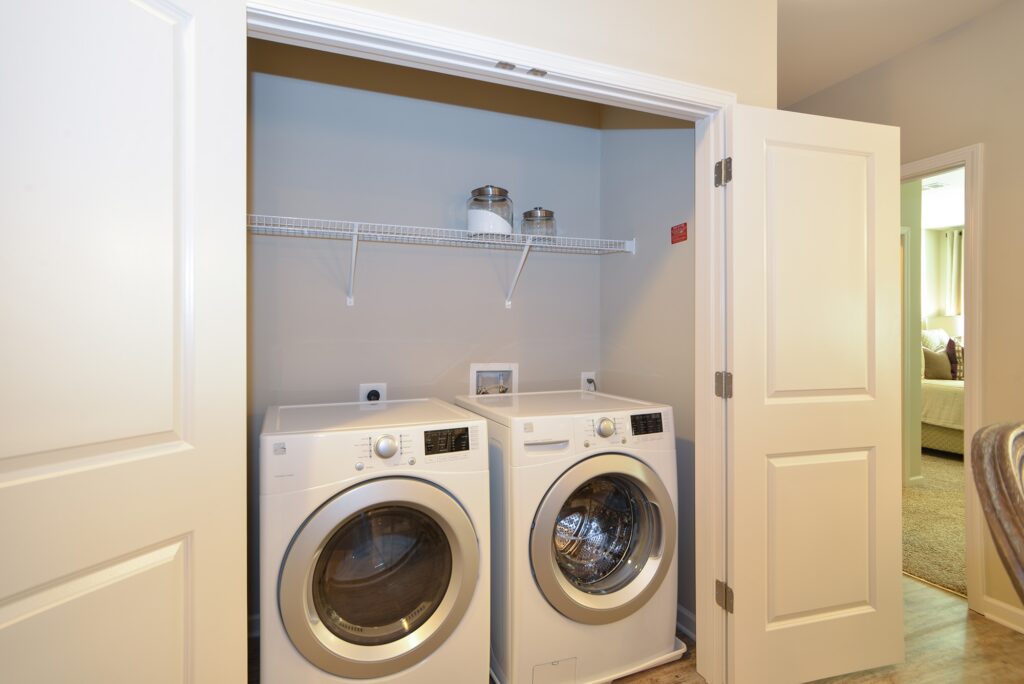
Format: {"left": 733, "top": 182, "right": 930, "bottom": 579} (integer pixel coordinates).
{"left": 359, "top": 382, "right": 387, "bottom": 403}
{"left": 581, "top": 371, "right": 597, "bottom": 391}
{"left": 470, "top": 363, "right": 518, "bottom": 396}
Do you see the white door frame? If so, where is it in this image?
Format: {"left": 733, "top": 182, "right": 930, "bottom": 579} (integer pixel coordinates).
{"left": 245, "top": 2, "right": 734, "bottom": 680}
{"left": 902, "top": 145, "right": 1024, "bottom": 632}
{"left": 899, "top": 224, "right": 923, "bottom": 485}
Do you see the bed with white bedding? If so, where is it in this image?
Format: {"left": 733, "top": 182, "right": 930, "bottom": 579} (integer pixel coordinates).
{"left": 921, "top": 378, "right": 964, "bottom": 454}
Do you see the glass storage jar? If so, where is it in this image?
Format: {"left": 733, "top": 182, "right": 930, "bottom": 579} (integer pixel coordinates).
{"left": 467, "top": 185, "right": 514, "bottom": 236}
{"left": 521, "top": 207, "right": 556, "bottom": 237}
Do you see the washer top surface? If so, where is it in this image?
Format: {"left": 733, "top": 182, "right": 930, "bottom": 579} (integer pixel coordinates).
{"left": 262, "top": 398, "right": 477, "bottom": 435}
{"left": 454, "top": 390, "right": 663, "bottom": 426}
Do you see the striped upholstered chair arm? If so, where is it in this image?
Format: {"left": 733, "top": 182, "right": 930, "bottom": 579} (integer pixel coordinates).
{"left": 971, "top": 423, "right": 1024, "bottom": 603}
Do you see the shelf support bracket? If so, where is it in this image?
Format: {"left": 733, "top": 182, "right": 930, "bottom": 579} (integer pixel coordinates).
{"left": 347, "top": 232, "right": 359, "bottom": 306}
{"left": 505, "top": 240, "right": 533, "bottom": 309}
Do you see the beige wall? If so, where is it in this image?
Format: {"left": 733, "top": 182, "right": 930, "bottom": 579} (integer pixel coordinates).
{"left": 325, "top": 0, "right": 778, "bottom": 108}
{"left": 788, "top": 0, "right": 1024, "bottom": 612}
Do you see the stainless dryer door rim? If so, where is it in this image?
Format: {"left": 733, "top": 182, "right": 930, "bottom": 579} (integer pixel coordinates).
{"left": 530, "top": 453, "right": 676, "bottom": 625}
{"left": 278, "top": 477, "right": 479, "bottom": 679}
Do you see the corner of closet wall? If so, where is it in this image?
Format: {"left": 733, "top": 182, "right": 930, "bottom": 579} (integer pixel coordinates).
{"left": 596, "top": 108, "right": 698, "bottom": 628}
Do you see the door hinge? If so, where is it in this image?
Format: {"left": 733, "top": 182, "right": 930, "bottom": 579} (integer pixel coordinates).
{"left": 714, "top": 157, "right": 732, "bottom": 187}
{"left": 715, "top": 579, "right": 734, "bottom": 613}
{"left": 714, "top": 371, "right": 733, "bottom": 399}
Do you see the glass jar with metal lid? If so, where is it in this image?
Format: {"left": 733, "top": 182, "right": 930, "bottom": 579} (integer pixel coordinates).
{"left": 467, "top": 185, "right": 514, "bottom": 236}
{"left": 521, "top": 207, "right": 556, "bottom": 237}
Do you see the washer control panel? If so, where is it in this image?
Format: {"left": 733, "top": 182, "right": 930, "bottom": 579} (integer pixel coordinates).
{"left": 572, "top": 410, "right": 672, "bottom": 450}
{"left": 579, "top": 415, "right": 628, "bottom": 448}
{"left": 630, "top": 412, "right": 664, "bottom": 436}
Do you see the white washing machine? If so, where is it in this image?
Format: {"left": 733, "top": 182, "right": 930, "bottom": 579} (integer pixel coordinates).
{"left": 259, "top": 398, "right": 490, "bottom": 683}
{"left": 454, "top": 390, "right": 685, "bottom": 684}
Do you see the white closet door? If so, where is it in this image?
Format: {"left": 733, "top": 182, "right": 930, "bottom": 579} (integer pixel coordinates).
{"left": 728, "top": 105, "right": 903, "bottom": 683}
{"left": 0, "top": 1, "right": 246, "bottom": 682}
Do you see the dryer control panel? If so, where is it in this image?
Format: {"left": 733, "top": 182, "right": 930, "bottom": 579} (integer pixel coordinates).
{"left": 353, "top": 423, "right": 483, "bottom": 471}
{"left": 260, "top": 420, "right": 487, "bottom": 494}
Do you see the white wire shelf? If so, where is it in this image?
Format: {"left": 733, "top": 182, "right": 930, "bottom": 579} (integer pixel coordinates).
{"left": 247, "top": 214, "right": 636, "bottom": 255}
{"left": 247, "top": 213, "right": 636, "bottom": 308}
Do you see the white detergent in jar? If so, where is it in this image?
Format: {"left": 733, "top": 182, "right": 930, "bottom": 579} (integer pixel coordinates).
{"left": 466, "top": 185, "right": 514, "bottom": 235}
{"left": 467, "top": 209, "right": 513, "bottom": 235}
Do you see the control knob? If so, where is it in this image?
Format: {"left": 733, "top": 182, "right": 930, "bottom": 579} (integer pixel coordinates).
{"left": 596, "top": 417, "right": 616, "bottom": 438}
{"left": 373, "top": 435, "right": 399, "bottom": 459}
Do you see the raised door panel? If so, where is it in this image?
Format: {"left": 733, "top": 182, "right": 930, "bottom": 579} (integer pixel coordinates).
{"left": 0, "top": 541, "right": 187, "bottom": 684}
{"left": 0, "top": 0, "right": 245, "bottom": 681}
{"left": 765, "top": 144, "right": 872, "bottom": 398}
{"left": 1, "top": 0, "right": 187, "bottom": 461}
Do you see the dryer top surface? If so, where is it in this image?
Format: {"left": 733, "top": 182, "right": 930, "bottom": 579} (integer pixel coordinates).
{"left": 262, "top": 398, "right": 478, "bottom": 435}
{"left": 454, "top": 390, "right": 664, "bottom": 426}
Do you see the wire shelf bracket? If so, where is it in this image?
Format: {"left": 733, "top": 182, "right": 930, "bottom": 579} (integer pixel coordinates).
{"left": 506, "top": 241, "right": 532, "bottom": 309}
{"left": 347, "top": 232, "right": 358, "bottom": 306}
{"left": 247, "top": 214, "right": 636, "bottom": 308}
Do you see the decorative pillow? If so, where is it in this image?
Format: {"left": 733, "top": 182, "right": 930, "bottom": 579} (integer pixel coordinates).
{"left": 921, "top": 328, "right": 951, "bottom": 352}
{"left": 946, "top": 338, "right": 965, "bottom": 380}
{"left": 923, "top": 347, "right": 953, "bottom": 380}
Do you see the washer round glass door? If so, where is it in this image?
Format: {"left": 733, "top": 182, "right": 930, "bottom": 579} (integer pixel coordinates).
{"left": 279, "top": 478, "right": 479, "bottom": 679}
{"left": 530, "top": 454, "right": 676, "bottom": 624}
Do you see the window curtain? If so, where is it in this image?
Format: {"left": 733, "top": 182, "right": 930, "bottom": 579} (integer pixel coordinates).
{"left": 945, "top": 229, "right": 964, "bottom": 315}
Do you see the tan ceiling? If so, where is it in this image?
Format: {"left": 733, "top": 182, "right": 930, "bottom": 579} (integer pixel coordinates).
{"left": 779, "top": 0, "right": 1005, "bottom": 107}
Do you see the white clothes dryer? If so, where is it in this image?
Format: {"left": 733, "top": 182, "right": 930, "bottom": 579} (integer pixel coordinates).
{"left": 454, "top": 390, "right": 685, "bottom": 684}
{"left": 259, "top": 398, "right": 489, "bottom": 683}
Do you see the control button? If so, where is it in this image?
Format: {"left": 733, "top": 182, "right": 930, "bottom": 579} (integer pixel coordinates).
{"left": 584, "top": 440, "right": 590, "bottom": 448}
{"left": 373, "top": 435, "right": 399, "bottom": 459}
{"left": 596, "top": 417, "right": 616, "bottom": 438}
{"left": 408, "top": 457, "right": 416, "bottom": 466}
{"left": 355, "top": 462, "right": 364, "bottom": 471}
{"left": 621, "top": 438, "right": 627, "bottom": 444}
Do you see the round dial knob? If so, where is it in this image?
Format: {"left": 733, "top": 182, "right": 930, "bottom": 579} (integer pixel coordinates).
{"left": 596, "top": 417, "right": 616, "bottom": 438}
{"left": 373, "top": 435, "right": 399, "bottom": 459}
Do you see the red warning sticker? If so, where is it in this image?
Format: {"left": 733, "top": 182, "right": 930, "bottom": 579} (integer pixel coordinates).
{"left": 671, "top": 222, "right": 688, "bottom": 244}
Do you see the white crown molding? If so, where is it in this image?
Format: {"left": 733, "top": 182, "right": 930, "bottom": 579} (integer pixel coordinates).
{"left": 246, "top": 0, "right": 735, "bottom": 120}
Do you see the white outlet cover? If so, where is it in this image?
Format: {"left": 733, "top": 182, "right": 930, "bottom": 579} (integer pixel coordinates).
{"left": 359, "top": 383, "right": 387, "bottom": 403}
{"left": 469, "top": 363, "right": 518, "bottom": 396}
{"left": 581, "top": 372, "right": 597, "bottom": 391}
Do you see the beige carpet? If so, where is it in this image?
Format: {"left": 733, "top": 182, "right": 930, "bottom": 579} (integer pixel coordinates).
{"left": 903, "top": 451, "right": 966, "bottom": 596}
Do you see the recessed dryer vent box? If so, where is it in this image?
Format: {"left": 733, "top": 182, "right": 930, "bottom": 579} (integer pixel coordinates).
{"left": 470, "top": 363, "right": 518, "bottom": 396}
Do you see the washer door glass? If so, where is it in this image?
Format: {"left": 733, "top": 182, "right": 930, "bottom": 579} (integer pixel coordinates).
{"left": 553, "top": 475, "right": 656, "bottom": 594}
{"left": 312, "top": 505, "right": 453, "bottom": 646}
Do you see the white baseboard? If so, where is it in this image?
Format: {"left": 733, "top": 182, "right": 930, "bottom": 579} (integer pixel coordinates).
{"left": 981, "top": 596, "right": 1024, "bottom": 635}
{"left": 676, "top": 604, "right": 696, "bottom": 641}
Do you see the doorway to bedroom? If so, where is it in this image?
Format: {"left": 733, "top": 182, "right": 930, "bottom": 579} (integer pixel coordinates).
{"left": 901, "top": 163, "right": 967, "bottom": 597}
